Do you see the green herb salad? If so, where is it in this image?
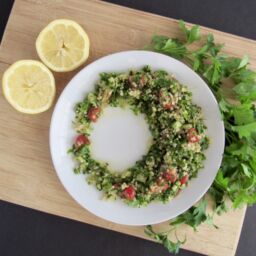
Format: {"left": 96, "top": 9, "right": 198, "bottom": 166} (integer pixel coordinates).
{"left": 69, "top": 66, "right": 209, "bottom": 207}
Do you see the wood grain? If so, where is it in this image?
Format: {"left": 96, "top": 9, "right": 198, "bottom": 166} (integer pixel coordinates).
{"left": 0, "top": 0, "right": 253, "bottom": 255}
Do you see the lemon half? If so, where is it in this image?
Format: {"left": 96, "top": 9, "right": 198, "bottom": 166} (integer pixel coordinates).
{"left": 2, "top": 60, "right": 55, "bottom": 114}
{"left": 36, "top": 19, "right": 90, "bottom": 72}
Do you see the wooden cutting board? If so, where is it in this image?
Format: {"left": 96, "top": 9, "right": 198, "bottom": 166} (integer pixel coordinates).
{"left": 1, "top": 0, "right": 255, "bottom": 255}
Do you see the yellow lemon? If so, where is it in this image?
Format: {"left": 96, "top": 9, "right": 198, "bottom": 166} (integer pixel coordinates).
{"left": 36, "top": 19, "right": 90, "bottom": 72}
{"left": 2, "top": 60, "right": 55, "bottom": 114}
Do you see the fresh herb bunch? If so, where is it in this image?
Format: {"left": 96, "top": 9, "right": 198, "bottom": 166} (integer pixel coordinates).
{"left": 145, "top": 20, "right": 256, "bottom": 254}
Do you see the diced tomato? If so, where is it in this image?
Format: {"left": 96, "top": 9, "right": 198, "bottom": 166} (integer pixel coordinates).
{"left": 188, "top": 135, "right": 200, "bottom": 143}
{"left": 188, "top": 128, "right": 197, "bottom": 135}
{"left": 87, "top": 107, "right": 101, "bottom": 122}
{"left": 156, "top": 178, "right": 169, "bottom": 192}
{"left": 163, "top": 103, "right": 173, "bottom": 110}
{"left": 187, "top": 128, "right": 199, "bottom": 143}
{"left": 75, "top": 134, "right": 90, "bottom": 147}
{"left": 157, "top": 177, "right": 165, "bottom": 186}
{"left": 161, "top": 183, "right": 169, "bottom": 192}
{"left": 122, "top": 185, "right": 136, "bottom": 200}
{"left": 180, "top": 175, "right": 189, "bottom": 185}
{"left": 163, "top": 169, "right": 177, "bottom": 183}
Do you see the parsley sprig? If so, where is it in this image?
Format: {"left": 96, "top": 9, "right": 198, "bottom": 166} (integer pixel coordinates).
{"left": 144, "top": 20, "right": 256, "bottom": 254}
{"left": 144, "top": 225, "right": 186, "bottom": 254}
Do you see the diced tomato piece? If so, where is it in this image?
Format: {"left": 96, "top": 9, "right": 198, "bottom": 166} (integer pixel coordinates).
{"left": 161, "top": 183, "right": 169, "bottom": 192}
{"left": 163, "top": 169, "right": 177, "bottom": 183}
{"left": 180, "top": 175, "right": 189, "bottom": 185}
{"left": 87, "top": 107, "right": 101, "bottom": 122}
{"left": 156, "top": 178, "right": 169, "bottom": 192}
{"left": 188, "top": 135, "right": 200, "bottom": 143}
{"left": 187, "top": 128, "right": 200, "bottom": 143}
{"left": 188, "top": 128, "right": 197, "bottom": 135}
{"left": 163, "top": 103, "right": 173, "bottom": 110}
{"left": 122, "top": 185, "right": 136, "bottom": 200}
{"left": 75, "top": 134, "right": 90, "bottom": 147}
{"left": 157, "top": 177, "right": 165, "bottom": 186}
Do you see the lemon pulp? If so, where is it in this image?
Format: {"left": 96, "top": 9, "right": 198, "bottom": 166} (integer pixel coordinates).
{"left": 36, "top": 19, "right": 90, "bottom": 72}
{"left": 2, "top": 60, "right": 55, "bottom": 114}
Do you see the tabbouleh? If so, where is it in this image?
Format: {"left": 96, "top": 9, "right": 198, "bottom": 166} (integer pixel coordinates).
{"left": 69, "top": 66, "right": 209, "bottom": 207}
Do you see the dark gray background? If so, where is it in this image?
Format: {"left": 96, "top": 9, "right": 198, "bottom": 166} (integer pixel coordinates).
{"left": 0, "top": 0, "right": 255, "bottom": 255}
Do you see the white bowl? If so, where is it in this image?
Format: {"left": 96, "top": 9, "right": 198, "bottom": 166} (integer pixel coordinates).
{"left": 50, "top": 50, "right": 225, "bottom": 226}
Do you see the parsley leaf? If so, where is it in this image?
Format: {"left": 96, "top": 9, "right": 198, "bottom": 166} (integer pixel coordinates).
{"left": 233, "top": 103, "right": 255, "bottom": 125}
{"left": 171, "top": 199, "right": 216, "bottom": 231}
{"left": 179, "top": 20, "right": 201, "bottom": 44}
{"left": 232, "top": 122, "right": 256, "bottom": 139}
{"left": 150, "top": 35, "right": 187, "bottom": 59}
{"left": 214, "top": 171, "right": 229, "bottom": 190}
{"left": 238, "top": 55, "right": 249, "bottom": 69}
{"left": 234, "top": 81, "right": 256, "bottom": 100}
{"left": 203, "top": 57, "right": 222, "bottom": 85}
{"left": 144, "top": 225, "right": 186, "bottom": 254}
